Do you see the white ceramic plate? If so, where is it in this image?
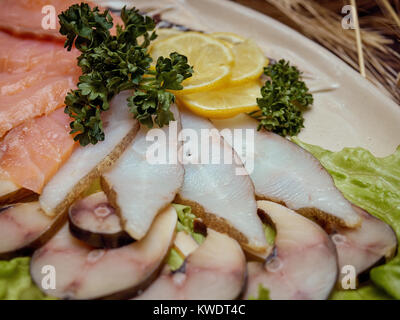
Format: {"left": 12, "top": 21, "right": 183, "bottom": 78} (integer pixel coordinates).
{"left": 98, "top": 0, "right": 400, "bottom": 156}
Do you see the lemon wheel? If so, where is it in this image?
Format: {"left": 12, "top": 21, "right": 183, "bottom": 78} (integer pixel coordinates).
{"left": 212, "top": 32, "right": 267, "bottom": 84}
{"left": 177, "top": 81, "right": 262, "bottom": 119}
{"left": 150, "top": 32, "right": 234, "bottom": 94}
{"left": 229, "top": 39, "right": 268, "bottom": 84}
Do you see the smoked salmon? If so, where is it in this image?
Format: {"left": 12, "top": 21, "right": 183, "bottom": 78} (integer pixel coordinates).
{"left": 0, "top": 0, "right": 122, "bottom": 41}
{"left": 0, "top": 0, "right": 95, "bottom": 41}
{"left": 0, "top": 76, "right": 77, "bottom": 138}
{"left": 0, "top": 2, "right": 122, "bottom": 195}
{"left": 0, "top": 31, "right": 80, "bottom": 137}
{"left": 0, "top": 31, "right": 79, "bottom": 74}
{"left": 0, "top": 108, "right": 75, "bottom": 194}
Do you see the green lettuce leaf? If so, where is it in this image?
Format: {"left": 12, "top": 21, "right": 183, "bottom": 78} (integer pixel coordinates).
{"left": 165, "top": 248, "right": 184, "bottom": 272}
{"left": 293, "top": 138, "right": 400, "bottom": 299}
{"left": 82, "top": 177, "right": 102, "bottom": 197}
{"left": 0, "top": 257, "right": 55, "bottom": 300}
{"left": 166, "top": 204, "right": 205, "bottom": 271}
{"left": 330, "top": 285, "right": 393, "bottom": 300}
{"left": 173, "top": 204, "right": 205, "bottom": 245}
{"left": 248, "top": 284, "right": 270, "bottom": 300}
{"left": 263, "top": 223, "right": 276, "bottom": 246}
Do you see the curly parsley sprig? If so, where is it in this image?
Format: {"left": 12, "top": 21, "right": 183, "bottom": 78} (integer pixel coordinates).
{"left": 59, "top": 4, "right": 193, "bottom": 146}
{"left": 249, "top": 59, "right": 313, "bottom": 137}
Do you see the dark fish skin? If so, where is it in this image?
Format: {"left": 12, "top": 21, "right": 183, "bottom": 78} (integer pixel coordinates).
{"left": 68, "top": 192, "right": 134, "bottom": 249}
{"left": 0, "top": 205, "right": 13, "bottom": 214}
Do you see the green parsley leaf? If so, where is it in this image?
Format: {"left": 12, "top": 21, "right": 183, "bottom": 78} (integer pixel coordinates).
{"left": 59, "top": 3, "right": 113, "bottom": 52}
{"left": 249, "top": 59, "right": 313, "bottom": 136}
{"left": 59, "top": 3, "right": 193, "bottom": 145}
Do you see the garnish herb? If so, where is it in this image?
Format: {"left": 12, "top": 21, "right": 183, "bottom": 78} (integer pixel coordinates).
{"left": 59, "top": 4, "right": 193, "bottom": 146}
{"left": 248, "top": 284, "right": 270, "bottom": 300}
{"left": 249, "top": 59, "right": 313, "bottom": 136}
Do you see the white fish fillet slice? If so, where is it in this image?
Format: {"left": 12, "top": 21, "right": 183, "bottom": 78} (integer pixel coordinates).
{"left": 178, "top": 109, "right": 269, "bottom": 257}
{"left": 215, "top": 115, "right": 395, "bottom": 275}
{"left": 212, "top": 114, "right": 361, "bottom": 228}
{"left": 173, "top": 231, "right": 199, "bottom": 257}
{"left": 102, "top": 105, "right": 184, "bottom": 240}
{"left": 39, "top": 92, "right": 139, "bottom": 217}
{"left": 0, "top": 179, "right": 19, "bottom": 198}
{"left": 245, "top": 201, "right": 338, "bottom": 300}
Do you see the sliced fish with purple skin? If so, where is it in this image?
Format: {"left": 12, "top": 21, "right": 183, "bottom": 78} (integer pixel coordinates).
{"left": 68, "top": 191, "right": 134, "bottom": 249}
{"left": 331, "top": 206, "right": 397, "bottom": 279}
{"left": 176, "top": 109, "right": 270, "bottom": 258}
{"left": 30, "top": 205, "right": 177, "bottom": 300}
{"left": 212, "top": 114, "right": 361, "bottom": 229}
{"left": 101, "top": 105, "right": 184, "bottom": 240}
{"left": 0, "top": 202, "right": 61, "bottom": 259}
{"left": 135, "top": 228, "right": 246, "bottom": 300}
{"left": 245, "top": 201, "right": 338, "bottom": 300}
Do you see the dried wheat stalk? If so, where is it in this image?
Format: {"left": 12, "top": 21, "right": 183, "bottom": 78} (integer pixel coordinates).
{"left": 381, "top": 0, "right": 400, "bottom": 29}
{"left": 351, "top": 0, "right": 366, "bottom": 77}
{"left": 264, "top": 0, "right": 400, "bottom": 104}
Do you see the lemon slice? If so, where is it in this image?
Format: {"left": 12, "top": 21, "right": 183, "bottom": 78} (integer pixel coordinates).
{"left": 212, "top": 33, "right": 267, "bottom": 84}
{"left": 150, "top": 32, "right": 234, "bottom": 93}
{"left": 230, "top": 39, "right": 268, "bottom": 84}
{"left": 211, "top": 32, "right": 245, "bottom": 45}
{"left": 177, "top": 80, "right": 262, "bottom": 119}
